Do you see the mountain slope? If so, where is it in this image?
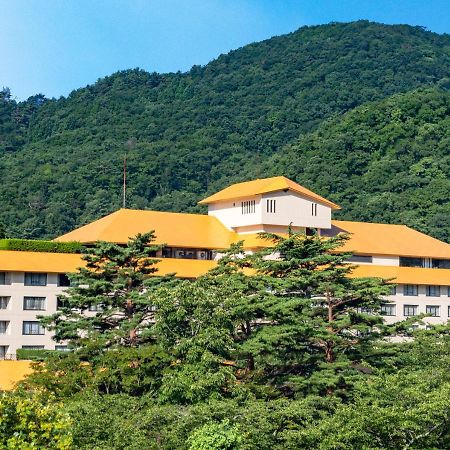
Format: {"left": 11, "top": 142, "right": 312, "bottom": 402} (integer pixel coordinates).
{"left": 0, "top": 21, "right": 450, "bottom": 239}
{"left": 265, "top": 87, "right": 450, "bottom": 242}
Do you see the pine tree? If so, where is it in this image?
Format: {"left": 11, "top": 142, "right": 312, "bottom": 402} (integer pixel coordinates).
{"left": 213, "top": 230, "right": 393, "bottom": 396}
{"left": 41, "top": 232, "right": 175, "bottom": 349}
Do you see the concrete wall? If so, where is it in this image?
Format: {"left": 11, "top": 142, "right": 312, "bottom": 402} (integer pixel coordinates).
{"left": 0, "top": 272, "right": 67, "bottom": 356}
{"left": 207, "top": 191, "right": 332, "bottom": 232}
{"left": 382, "top": 284, "right": 450, "bottom": 326}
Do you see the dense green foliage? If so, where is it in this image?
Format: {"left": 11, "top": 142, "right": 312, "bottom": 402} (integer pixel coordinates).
{"left": 0, "top": 238, "right": 82, "bottom": 253}
{"left": 267, "top": 87, "right": 450, "bottom": 241}
{"left": 0, "top": 392, "right": 72, "bottom": 449}
{"left": 0, "top": 21, "right": 449, "bottom": 240}
{"left": 15, "top": 232, "right": 450, "bottom": 449}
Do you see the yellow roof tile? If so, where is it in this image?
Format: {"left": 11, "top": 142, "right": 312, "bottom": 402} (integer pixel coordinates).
{"left": 199, "top": 176, "right": 341, "bottom": 209}
{"left": 0, "top": 361, "right": 33, "bottom": 390}
{"left": 56, "top": 209, "right": 235, "bottom": 248}
{"left": 331, "top": 220, "right": 450, "bottom": 259}
{"left": 351, "top": 265, "right": 450, "bottom": 286}
{"left": 0, "top": 250, "right": 216, "bottom": 279}
{"left": 0, "top": 250, "right": 83, "bottom": 273}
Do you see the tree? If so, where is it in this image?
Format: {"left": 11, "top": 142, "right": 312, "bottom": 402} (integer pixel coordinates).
{"left": 0, "top": 392, "right": 72, "bottom": 449}
{"left": 41, "top": 232, "right": 175, "bottom": 349}
{"left": 152, "top": 279, "right": 238, "bottom": 404}
{"left": 187, "top": 420, "right": 242, "bottom": 450}
{"left": 222, "top": 231, "right": 392, "bottom": 396}
{"left": 0, "top": 222, "right": 6, "bottom": 238}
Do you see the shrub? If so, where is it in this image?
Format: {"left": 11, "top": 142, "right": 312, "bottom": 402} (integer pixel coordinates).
{"left": 0, "top": 238, "right": 83, "bottom": 253}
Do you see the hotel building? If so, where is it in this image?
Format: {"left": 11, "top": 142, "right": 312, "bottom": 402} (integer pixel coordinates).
{"left": 1, "top": 176, "right": 449, "bottom": 357}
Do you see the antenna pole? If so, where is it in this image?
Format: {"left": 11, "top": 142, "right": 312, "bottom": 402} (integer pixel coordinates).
{"left": 123, "top": 155, "right": 127, "bottom": 208}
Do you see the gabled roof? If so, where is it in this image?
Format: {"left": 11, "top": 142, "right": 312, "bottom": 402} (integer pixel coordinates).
{"left": 330, "top": 220, "right": 450, "bottom": 259}
{"left": 55, "top": 209, "right": 235, "bottom": 249}
{"left": 198, "top": 176, "right": 341, "bottom": 209}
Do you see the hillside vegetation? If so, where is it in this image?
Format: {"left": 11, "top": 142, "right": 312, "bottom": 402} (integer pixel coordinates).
{"left": 0, "top": 21, "right": 449, "bottom": 240}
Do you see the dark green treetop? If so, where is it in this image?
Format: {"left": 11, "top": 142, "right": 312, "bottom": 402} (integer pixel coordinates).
{"left": 41, "top": 232, "right": 175, "bottom": 348}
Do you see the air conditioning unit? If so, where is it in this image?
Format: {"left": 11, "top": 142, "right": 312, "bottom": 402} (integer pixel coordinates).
{"left": 175, "top": 250, "right": 186, "bottom": 259}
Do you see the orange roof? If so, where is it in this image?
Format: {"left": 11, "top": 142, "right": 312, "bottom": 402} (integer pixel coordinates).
{"left": 0, "top": 250, "right": 215, "bottom": 278}
{"left": 156, "top": 258, "right": 216, "bottom": 278}
{"left": 331, "top": 220, "right": 450, "bottom": 259}
{"left": 0, "top": 361, "right": 33, "bottom": 390}
{"left": 351, "top": 265, "right": 450, "bottom": 286}
{"left": 0, "top": 250, "right": 82, "bottom": 273}
{"left": 56, "top": 209, "right": 235, "bottom": 248}
{"left": 199, "top": 176, "right": 340, "bottom": 209}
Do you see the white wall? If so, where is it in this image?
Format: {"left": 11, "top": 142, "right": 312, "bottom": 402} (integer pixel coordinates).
{"left": 372, "top": 255, "right": 399, "bottom": 266}
{"left": 0, "top": 272, "right": 67, "bottom": 356}
{"left": 207, "top": 195, "right": 263, "bottom": 230}
{"left": 381, "top": 284, "right": 450, "bottom": 326}
{"left": 207, "top": 191, "right": 332, "bottom": 232}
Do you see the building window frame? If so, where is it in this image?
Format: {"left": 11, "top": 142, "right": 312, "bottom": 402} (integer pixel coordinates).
{"left": 23, "top": 296, "right": 46, "bottom": 311}
{"left": 426, "top": 285, "right": 440, "bottom": 297}
{"left": 403, "top": 284, "right": 418, "bottom": 296}
{"left": 426, "top": 305, "right": 440, "bottom": 317}
{"left": 0, "top": 296, "right": 10, "bottom": 310}
{"left": 24, "top": 272, "right": 47, "bottom": 287}
{"left": 58, "top": 273, "right": 71, "bottom": 287}
{"left": 403, "top": 304, "right": 418, "bottom": 317}
{"left": 22, "top": 321, "right": 45, "bottom": 335}
{"left": 0, "top": 321, "right": 9, "bottom": 334}
{"left": 266, "top": 199, "right": 276, "bottom": 213}
{"left": 380, "top": 303, "right": 396, "bottom": 316}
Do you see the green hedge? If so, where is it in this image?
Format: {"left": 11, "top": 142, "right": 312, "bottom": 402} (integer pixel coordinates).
{"left": 16, "top": 349, "right": 55, "bottom": 361}
{"left": 0, "top": 239, "right": 83, "bottom": 253}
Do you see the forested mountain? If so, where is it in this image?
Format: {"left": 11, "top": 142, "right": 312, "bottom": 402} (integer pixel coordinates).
{"left": 0, "top": 21, "right": 449, "bottom": 240}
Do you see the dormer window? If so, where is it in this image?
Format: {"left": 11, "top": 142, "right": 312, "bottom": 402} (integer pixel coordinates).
{"left": 241, "top": 200, "right": 255, "bottom": 214}
{"left": 311, "top": 203, "right": 318, "bottom": 216}
{"left": 266, "top": 199, "right": 276, "bottom": 213}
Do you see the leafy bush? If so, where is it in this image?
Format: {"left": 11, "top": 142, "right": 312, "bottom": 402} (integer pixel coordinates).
{"left": 0, "top": 392, "right": 72, "bottom": 449}
{"left": 16, "top": 348, "right": 55, "bottom": 361}
{"left": 0, "top": 238, "right": 83, "bottom": 253}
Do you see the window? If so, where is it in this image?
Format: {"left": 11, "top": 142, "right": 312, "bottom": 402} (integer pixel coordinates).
{"left": 403, "top": 305, "right": 418, "bottom": 317}
{"left": 306, "top": 227, "right": 317, "bottom": 236}
{"left": 22, "top": 345, "right": 45, "bottom": 350}
{"left": 22, "top": 321, "right": 45, "bottom": 335}
{"left": 311, "top": 203, "right": 318, "bottom": 216}
{"left": 0, "top": 321, "right": 9, "bottom": 334}
{"left": 0, "top": 346, "right": 8, "bottom": 359}
{"left": 426, "top": 285, "right": 440, "bottom": 297}
{"left": 0, "top": 272, "right": 6, "bottom": 285}
{"left": 389, "top": 286, "right": 397, "bottom": 296}
{"left": 399, "top": 257, "right": 424, "bottom": 268}
{"left": 403, "top": 284, "right": 418, "bottom": 296}
{"left": 58, "top": 273, "right": 71, "bottom": 287}
{"left": 55, "top": 345, "right": 70, "bottom": 352}
{"left": 88, "top": 304, "right": 102, "bottom": 312}
{"left": 448, "top": 305, "right": 450, "bottom": 317}
{"left": 380, "top": 304, "right": 396, "bottom": 316}
{"left": 24, "top": 273, "right": 47, "bottom": 286}
{"left": 241, "top": 200, "right": 256, "bottom": 214}
{"left": 0, "top": 297, "right": 10, "bottom": 310}
{"left": 266, "top": 199, "right": 276, "bottom": 213}
{"left": 23, "top": 297, "right": 46, "bottom": 311}
{"left": 432, "top": 259, "right": 450, "bottom": 269}
{"left": 346, "top": 255, "right": 373, "bottom": 263}
{"left": 426, "top": 305, "right": 440, "bottom": 317}
{"left": 57, "top": 296, "right": 66, "bottom": 310}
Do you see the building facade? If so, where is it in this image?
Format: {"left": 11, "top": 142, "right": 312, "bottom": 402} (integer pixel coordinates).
{"left": 1, "top": 176, "right": 449, "bottom": 357}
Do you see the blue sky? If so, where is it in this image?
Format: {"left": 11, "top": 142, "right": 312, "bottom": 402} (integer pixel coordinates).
{"left": 1, "top": 0, "right": 449, "bottom": 100}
